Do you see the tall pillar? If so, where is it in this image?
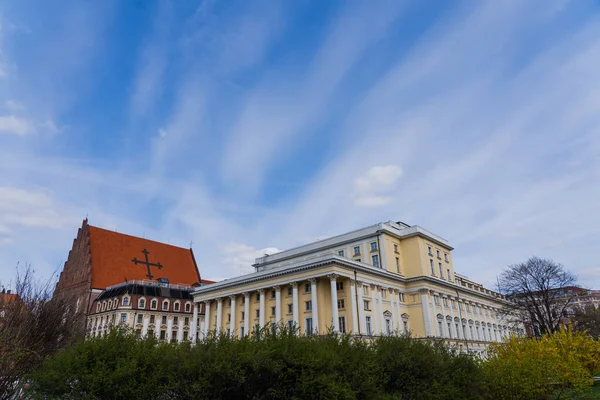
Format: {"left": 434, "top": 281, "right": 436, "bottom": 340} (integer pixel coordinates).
{"left": 390, "top": 289, "right": 398, "bottom": 333}
{"left": 166, "top": 317, "right": 173, "bottom": 342}
{"left": 440, "top": 297, "right": 448, "bottom": 338}
{"left": 216, "top": 298, "right": 223, "bottom": 335}
{"left": 142, "top": 315, "right": 149, "bottom": 337}
{"left": 371, "top": 284, "right": 380, "bottom": 335}
{"left": 203, "top": 301, "right": 211, "bottom": 338}
{"left": 350, "top": 280, "right": 359, "bottom": 333}
{"left": 448, "top": 297, "right": 458, "bottom": 338}
{"left": 177, "top": 316, "right": 184, "bottom": 342}
{"left": 309, "top": 278, "right": 319, "bottom": 334}
{"left": 274, "top": 286, "right": 281, "bottom": 324}
{"left": 420, "top": 290, "right": 432, "bottom": 337}
{"left": 243, "top": 292, "right": 250, "bottom": 337}
{"left": 378, "top": 288, "right": 385, "bottom": 334}
{"left": 329, "top": 274, "right": 339, "bottom": 332}
{"left": 155, "top": 314, "right": 161, "bottom": 340}
{"left": 259, "top": 289, "right": 266, "bottom": 328}
{"left": 357, "top": 281, "right": 366, "bottom": 334}
{"left": 431, "top": 291, "right": 439, "bottom": 337}
{"left": 190, "top": 303, "right": 199, "bottom": 342}
{"left": 291, "top": 283, "right": 299, "bottom": 332}
{"left": 229, "top": 295, "right": 237, "bottom": 337}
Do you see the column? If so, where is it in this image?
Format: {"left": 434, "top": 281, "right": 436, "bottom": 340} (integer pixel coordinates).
{"left": 274, "top": 286, "right": 281, "bottom": 324}
{"left": 309, "top": 278, "right": 319, "bottom": 334}
{"left": 291, "top": 283, "right": 299, "bottom": 332}
{"left": 142, "top": 315, "right": 149, "bottom": 337}
{"left": 357, "top": 281, "right": 366, "bottom": 334}
{"left": 440, "top": 297, "right": 448, "bottom": 338}
{"left": 177, "top": 316, "right": 184, "bottom": 342}
{"left": 396, "top": 291, "right": 403, "bottom": 329}
{"left": 155, "top": 314, "right": 161, "bottom": 340}
{"left": 229, "top": 295, "right": 237, "bottom": 337}
{"left": 190, "top": 303, "right": 199, "bottom": 342}
{"left": 259, "top": 289, "right": 266, "bottom": 327}
{"left": 449, "top": 298, "right": 458, "bottom": 338}
{"left": 243, "top": 293, "right": 250, "bottom": 337}
{"left": 203, "top": 301, "right": 211, "bottom": 338}
{"left": 216, "top": 298, "right": 223, "bottom": 335}
{"left": 166, "top": 317, "right": 173, "bottom": 342}
{"left": 420, "top": 290, "right": 432, "bottom": 337}
{"left": 431, "top": 291, "right": 439, "bottom": 337}
{"left": 378, "top": 234, "right": 387, "bottom": 269}
{"left": 329, "top": 274, "right": 339, "bottom": 332}
{"left": 350, "top": 280, "right": 359, "bottom": 333}
{"left": 371, "top": 285, "right": 380, "bottom": 335}
{"left": 390, "top": 289, "right": 397, "bottom": 333}
{"left": 378, "top": 288, "right": 385, "bottom": 334}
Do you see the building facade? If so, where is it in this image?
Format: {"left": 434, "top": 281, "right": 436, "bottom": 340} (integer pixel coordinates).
{"left": 87, "top": 280, "right": 207, "bottom": 342}
{"left": 192, "top": 221, "right": 522, "bottom": 355}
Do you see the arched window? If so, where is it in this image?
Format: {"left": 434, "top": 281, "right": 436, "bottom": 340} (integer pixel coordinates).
{"left": 139, "top": 298, "right": 146, "bottom": 309}
{"left": 401, "top": 313, "right": 409, "bottom": 334}
{"left": 446, "top": 316, "right": 453, "bottom": 338}
{"left": 108, "top": 300, "right": 112, "bottom": 309}
{"left": 162, "top": 300, "right": 169, "bottom": 311}
{"left": 174, "top": 301, "right": 180, "bottom": 312}
{"left": 97, "top": 303, "right": 101, "bottom": 313}
{"left": 185, "top": 303, "right": 191, "bottom": 312}
{"left": 151, "top": 299, "right": 158, "bottom": 309}
{"left": 123, "top": 297, "right": 129, "bottom": 306}
{"left": 436, "top": 314, "right": 444, "bottom": 337}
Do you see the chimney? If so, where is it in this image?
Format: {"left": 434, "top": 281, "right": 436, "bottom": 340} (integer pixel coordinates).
{"left": 1, "top": 288, "right": 5, "bottom": 294}
{"left": 7, "top": 290, "right": 11, "bottom": 295}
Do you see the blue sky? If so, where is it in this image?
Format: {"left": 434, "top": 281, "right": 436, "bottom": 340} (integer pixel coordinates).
{"left": 1, "top": 0, "right": 599, "bottom": 289}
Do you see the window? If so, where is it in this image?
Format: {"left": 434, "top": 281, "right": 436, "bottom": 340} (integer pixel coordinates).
{"left": 366, "top": 316, "right": 372, "bottom": 336}
{"left": 394, "top": 244, "right": 399, "bottom": 253}
{"left": 150, "top": 315, "right": 155, "bottom": 323}
{"left": 305, "top": 283, "right": 312, "bottom": 293}
{"left": 363, "top": 300, "right": 370, "bottom": 311}
{"left": 436, "top": 250, "right": 441, "bottom": 259}
{"left": 430, "top": 259, "right": 435, "bottom": 275}
{"left": 162, "top": 301, "right": 169, "bottom": 311}
{"left": 120, "top": 313, "right": 127, "bottom": 323}
{"left": 353, "top": 246, "right": 361, "bottom": 255}
{"left": 386, "top": 319, "right": 391, "bottom": 335}
{"left": 439, "top": 263, "right": 443, "bottom": 278}
{"left": 363, "top": 285, "right": 369, "bottom": 296}
{"left": 287, "top": 286, "right": 292, "bottom": 296}
{"left": 403, "top": 320, "right": 408, "bottom": 334}
{"left": 447, "top": 269, "right": 451, "bottom": 281}
{"left": 241, "top": 311, "right": 245, "bottom": 319}
{"left": 226, "top": 328, "right": 231, "bottom": 337}
{"left": 256, "top": 293, "right": 260, "bottom": 301}
{"left": 185, "top": 303, "right": 191, "bottom": 312}
{"left": 339, "top": 316, "right": 346, "bottom": 333}
{"left": 398, "top": 292, "right": 405, "bottom": 302}
{"left": 151, "top": 300, "right": 157, "bottom": 309}
{"left": 287, "top": 304, "right": 293, "bottom": 313}
{"left": 305, "top": 317, "right": 313, "bottom": 335}
{"left": 271, "top": 290, "right": 276, "bottom": 299}
{"left": 434, "top": 295, "right": 439, "bottom": 305}
{"left": 183, "top": 331, "right": 188, "bottom": 341}
{"left": 448, "top": 322, "right": 453, "bottom": 338}
{"left": 372, "top": 254, "right": 380, "bottom": 268}
{"left": 287, "top": 320, "right": 294, "bottom": 330}
{"left": 338, "top": 250, "right": 344, "bottom": 257}
{"left": 337, "top": 299, "right": 345, "bottom": 309}
{"left": 184, "top": 317, "right": 189, "bottom": 326}
{"left": 355, "top": 258, "right": 361, "bottom": 263}
{"left": 139, "top": 299, "right": 146, "bottom": 308}
{"left": 137, "top": 314, "right": 143, "bottom": 324}
{"left": 444, "top": 253, "right": 449, "bottom": 262}
{"left": 336, "top": 281, "right": 344, "bottom": 291}
{"left": 174, "top": 302, "right": 180, "bottom": 312}
{"left": 428, "top": 246, "right": 433, "bottom": 256}
{"left": 271, "top": 307, "right": 276, "bottom": 316}
{"left": 171, "top": 332, "right": 177, "bottom": 343}
{"left": 148, "top": 329, "right": 154, "bottom": 337}
{"left": 442, "top": 297, "right": 448, "bottom": 306}
{"left": 123, "top": 297, "right": 129, "bottom": 306}
{"left": 161, "top": 316, "right": 167, "bottom": 325}
{"left": 396, "top": 257, "right": 400, "bottom": 273}
{"left": 160, "top": 330, "right": 166, "bottom": 340}
{"left": 135, "top": 329, "right": 141, "bottom": 338}
{"left": 256, "top": 309, "right": 260, "bottom": 318}
{"left": 382, "top": 289, "right": 387, "bottom": 299}
{"left": 174, "top": 316, "right": 179, "bottom": 325}
{"left": 240, "top": 327, "right": 245, "bottom": 337}
{"left": 306, "top": 301, "right": 312, "bottom": 311}
{"left": 370, "top": 242, "right": 378, "bottom": 251}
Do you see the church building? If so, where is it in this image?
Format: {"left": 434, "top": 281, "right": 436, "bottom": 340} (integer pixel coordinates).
{"left": 54, "top": 219, "right": 206, "bottom": 335}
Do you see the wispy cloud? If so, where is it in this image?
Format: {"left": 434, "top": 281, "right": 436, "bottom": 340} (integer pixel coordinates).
{"left": 0, "top": 115, "right": 34, "bottom": 135}
{"left": 354, "top": 165, "right": 403, "bottom": 207}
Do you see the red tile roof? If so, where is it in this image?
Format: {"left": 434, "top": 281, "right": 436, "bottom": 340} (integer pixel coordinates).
{"left": 200, "top": 279, "right": 216, "bottom": 285}
{"left": 0, "top": 292, "right": 21, "bottom": 304}
{"left": 88, "top": 226, "right": 201, "bottom": 290}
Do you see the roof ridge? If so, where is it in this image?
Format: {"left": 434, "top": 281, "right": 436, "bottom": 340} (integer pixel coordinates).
{"left": 88, "top": 225, "right": 190, "bottom": 251}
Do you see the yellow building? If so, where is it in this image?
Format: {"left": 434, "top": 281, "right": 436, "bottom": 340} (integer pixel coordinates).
{"left": 191, "top": 221, "right": 520, "bottom": 354}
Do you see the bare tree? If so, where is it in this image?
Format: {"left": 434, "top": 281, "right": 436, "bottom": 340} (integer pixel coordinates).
{"left": 0, "top": 265, "right": 82, "bottom": 400}
{"left": 497, "top": 257, "right": 577, "bottom": 336}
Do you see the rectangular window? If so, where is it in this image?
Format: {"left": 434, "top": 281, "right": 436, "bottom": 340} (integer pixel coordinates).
{"left": 430, "top": 259, "right": 435, "bottom": 275}
{"left": 228, "top": 298, "right": 231, "bottom": 306}
{"left": 403, "top": 320, "right": 408, "bottom": 334}
{"left": 394, "top": 244, "right": 399, "bottom": 253}
{"left": 121, "top": 313, "right": 127, "bottom": 323}
{"left": 150, "top": 315, "right": 155, "bottom": 323}
{"left": 363, "top": 285, "right": 369, "bottom": 296}
{"left": 447, "top": 269, "right": 451, "bottom": 281}
{"left": 428, "top": 246, "right": 433, "bottom": 256}
{"left": 399, "top": 293, "right": 405, "bottom": 302}
{"left": 382, "top": 289, "right": 387, "bottom": 299}
{"left": 240, "top": 327, "right": 244, "bottom": 337}
{"left": 287, "top": 304, "right": 292, "bottom": 313}
{"left": 183, "top": 331, "right": 188, "bottom": 341}
{"left": 439, "top": 263, "right": 443, "bottom": 278}
{"left": 305, "top": 284, "right": 312, "bottom": 293}
{"left": 306, "top": 301, "right": 312, "bottom": 311}
{"left": 336, "top": 281, "right": 344, "bottom": 291}
{"left": 160, "top": 330, "right": 166, "bottom": 340}
{"left": 339, "top": 316, "right": 346, "bottom": 333}
{"left": 370, "top": 242, "right": 378, "bottom": 251}
{"left": 395, "top": 257, "right": 400, "bottom": 273}
{"left": 227, "top": 314, "right": 231, "bottom": 322}
{"left": 305, "top": 317, "right": 313, "bottom": 335}
{"left": 161, "top": 316, "right": 167, "bottom": 325}
{"left": 271, "top": 307, "right": 276, "bottom": 316}
{"left": 174, "top": 316, "right": 179, "bottom": 325}
{"left": 338, "top": 250, "right": 344, "bottom": 257}
{"left": 271, "top": 290, "right": 276, "bottom": 299}
{"left": 444, "top": 253, "right": 449, "bottom": 262}
{"left": 337, "top": 299, "right": 345, "bottom": 309}
{"left": 256, "top": 309, "right": 260, "bottom": 318}
{"left": 226, "top": 328, "right": 230, "bottom": 337}
{"left": 372, "top": 254, "right": 380, "bottom": 268}
{"left": 363, "top": 300, "right": 370, "bottom": 310}
{"left": 437, "top": 250, "right": 441, "bottom": 259}
{"left": 287, "top": 286, "right": 292, "bottom": 296}
{"left": 184, "top": 317, "right": 189, "bottom": 326}
{"left": 256, "top": 293, "right": 260, "bottom": 301}
{"left": 148, "top": 329, "right": 154, "bottom": 337}
{"left": 241, "top": 311, "right": 245, "bottom": 319}
{"left": 353, "top": 246, "right": 361, "bottom": 255}
{"left": 287, "top": 320, "right": 294, "bottom": 330}
{"left": 355, "top": 258, "right": 361, "bottom": 263}
{"left": 137, "top": 314, "right": 143, "bottom": 323}
{"left": 434, "top": 295, "right": 440, "bottom": 305}
{"left": 366, "top": 316, "right": 372, "bottom": 336}
{"left": 386, "top": 319, "right": 392, "bottom": 335}
{"left": 442, "top": 297, "right": 448, "bottom": 307}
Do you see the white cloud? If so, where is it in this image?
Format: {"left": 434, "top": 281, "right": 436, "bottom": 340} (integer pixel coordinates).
{"left": 40, "top": 119, "right": 62, "bottom": 134}
{"left": 353, "top": 165, "right": 403, "bottom": 207}
{"left": 4, "top": 100, "right": 24, "bottom": 111}
{"left": 0, "top": 115, "right": 35, "bottom": 135}
{"left": 158, "top": 128, "right": 167, "bottom": 138}
{"left": 221, "top": 243, "right": 281, "bottom": 276}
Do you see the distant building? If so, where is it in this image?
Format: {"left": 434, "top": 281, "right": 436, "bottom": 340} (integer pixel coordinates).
{"left": 192, "top": 220, "right": 522, "bottom": 355}
{"left": 54, "top": 219, "right": 204, "bottom": 336}
{"left": 0, "top": 289, "right": 22, "bottom": 321}
{"left": 87, "top": 279, "right": 213, "bottom": 342}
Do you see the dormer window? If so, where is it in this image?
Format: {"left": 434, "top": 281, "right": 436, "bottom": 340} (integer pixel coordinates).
{"left": 185, "top": 303, "right": 191, "bottom": 312}
{"left": 123, "top": 297, "right": 129, "bottom": 306}
{"left": 139, "top": 298, "right": 146, "bottom": 309}
{"left": 162, "top": 301, "right": 169, "bottom": 311}
{"left": 174, "top": 302, "right": 180, "bottom": 312}
{"left": 151, "top": 299, "right": 158, "bottom": 309}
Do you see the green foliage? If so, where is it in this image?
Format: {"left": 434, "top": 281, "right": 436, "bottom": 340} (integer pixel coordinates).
{"left": 28, "top": 328, "right": 600, "bottom": 400}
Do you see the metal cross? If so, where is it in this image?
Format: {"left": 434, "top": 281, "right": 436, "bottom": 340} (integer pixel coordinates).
{"left": 132, "top": 248, "right": 163, "bottom": 280}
